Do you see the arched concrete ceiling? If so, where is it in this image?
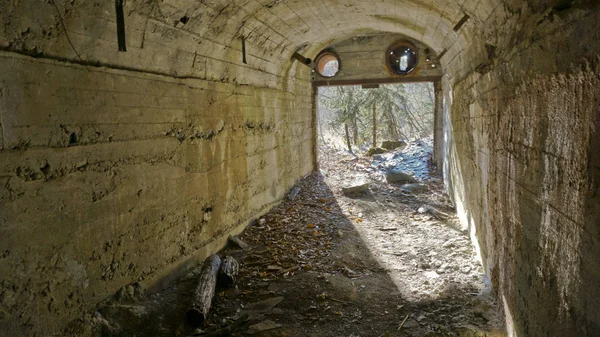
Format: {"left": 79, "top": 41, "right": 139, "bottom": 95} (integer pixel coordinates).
{"left": 150, "top": 0, "right": 495, "bottom": 59}
{"left": 131, "top": 0, "right": 512, "bottom": 83}
{"left": 0, "top": 0, "right": 563, "bottom": 86}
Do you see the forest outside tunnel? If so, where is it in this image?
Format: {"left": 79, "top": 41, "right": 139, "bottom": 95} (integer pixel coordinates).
{"left": 0, "top": 0, "right": 599, "bottom": 336}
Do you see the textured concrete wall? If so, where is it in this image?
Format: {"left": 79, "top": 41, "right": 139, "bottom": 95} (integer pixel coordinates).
{"left": 0, "top": 0, "right": 314, "bottom": 335}
{"left": 443, "top": 3, "right": 600, "bottom": 336}
{"left": 0, "top": 52, "right": 313, "bottom": 336}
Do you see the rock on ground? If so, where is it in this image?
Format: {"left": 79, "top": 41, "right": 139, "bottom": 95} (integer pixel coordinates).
{"left": 341, "top": 180, "right": 370, "bottom": 195}
{"left": 401, "top": 183, "right": 429, "bottom": 193}
{"left": 381, "top": 140, "right": 407, "bottom": 150}
{"left": 385, "top": 169, "right": 416, "bottom": 184}
{"left": 367, "top": 147, "right": 387, "bottom": 156}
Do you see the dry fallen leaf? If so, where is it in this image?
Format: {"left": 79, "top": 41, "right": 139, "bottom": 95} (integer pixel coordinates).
{"left": 307, "top": 223, "right": 315, "bottom": 228}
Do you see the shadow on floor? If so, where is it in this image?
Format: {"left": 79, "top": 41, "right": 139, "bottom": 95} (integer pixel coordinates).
{"left": 77, "top": 172, "right": 505, "bottom": 337}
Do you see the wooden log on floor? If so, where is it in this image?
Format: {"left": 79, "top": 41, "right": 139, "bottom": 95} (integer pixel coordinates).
{"left": 218, "top": 256, "right": 239, "bottom": 286}
{"left": 186, "top": 255, "right": 222, "bottom": 326}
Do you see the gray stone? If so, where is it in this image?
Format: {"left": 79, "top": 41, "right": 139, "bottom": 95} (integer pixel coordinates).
{"left": 243, "top": 297, "right": 284, "bottom": 311}
{"left": 241, "top": 296, "right": 285, "bottom": 320}
{"left": 341, "top": 181, "right": 370, "bottom": 195}
{"left": 247, "top": 320, "right": 282, "bottom": 335}
{"left": 402, "top": 183, "right": 428, "bottom": 193}
{"left": 367, "top": 147, "right": 387, "bottom": 156}
{"left": 385, "top": 170, "right": 415, "bottom": 184}
{"left": 381, "top": 140, "right": 407, "bottom": 150}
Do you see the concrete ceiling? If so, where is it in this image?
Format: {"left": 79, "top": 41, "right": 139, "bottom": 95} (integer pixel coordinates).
{"left": 0, "top": 0, "right": 565, "bottom": 86}
{"left": 150, "top": 0, "right": 498, "bottom": 59}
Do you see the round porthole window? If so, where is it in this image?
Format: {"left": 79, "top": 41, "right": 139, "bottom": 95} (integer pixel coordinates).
{"left": 315, "top": 52, "right": 340, "bottom": 78}
{"left": 386, "top": 42, "right": 418, "bottom": 75}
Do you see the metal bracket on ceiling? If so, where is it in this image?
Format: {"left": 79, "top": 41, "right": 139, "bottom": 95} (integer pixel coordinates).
{"left": 291, "top": 52, "right": 312, "bottom": 68}
{"left": 453, "top": 14, "right": 470, "bottom": 32}
{"left": 242, "top": 36, "right": 247, "bottom": 64}
{"left": 115, "top": 0, "right": 127, "bottom": 52}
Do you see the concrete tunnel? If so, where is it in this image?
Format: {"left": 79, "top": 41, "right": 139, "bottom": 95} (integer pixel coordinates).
{"left": 0, "top": 0, "right": 599, "bottom": 336}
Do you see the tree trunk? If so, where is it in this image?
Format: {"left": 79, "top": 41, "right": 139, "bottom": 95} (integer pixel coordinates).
{"left": 187, "top": 255, "right": 222, "bottom": 326}
{"left": 387, "top": 105, "right": 399, "bottom": 140}
{"left": 351, "top": 117, "right": 359, "bottom": 145}
{"left": 372, "top": 101, "right": 377, "bottom": 148}
{"left": 344, "top": 123, "right": 353, "bottom": 153}
{"left": 318, "top": 112, "right": 326, "bottom": 145}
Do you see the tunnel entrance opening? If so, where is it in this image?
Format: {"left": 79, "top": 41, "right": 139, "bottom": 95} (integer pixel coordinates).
{"left": 316, "top": 83, "right": 435, "bottom": 169}
{"left": 312, "top": 83, "right": 505, "bottom": 334}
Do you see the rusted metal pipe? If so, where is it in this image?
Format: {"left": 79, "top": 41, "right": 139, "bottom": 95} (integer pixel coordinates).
{"left": 291, "top": 52, "right": 312, "bottom": 67}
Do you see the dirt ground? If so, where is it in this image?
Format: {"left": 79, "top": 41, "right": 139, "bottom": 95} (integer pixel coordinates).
{"left": 84, "top": 142, "right": 505, "bottom": 337}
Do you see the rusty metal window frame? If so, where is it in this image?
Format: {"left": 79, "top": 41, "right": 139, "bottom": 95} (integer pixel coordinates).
{"left": 385, "top": 41, "right": 419, "bottom": 76}
{"left": 314, "top": 50, "right": 341, "bottom": 78}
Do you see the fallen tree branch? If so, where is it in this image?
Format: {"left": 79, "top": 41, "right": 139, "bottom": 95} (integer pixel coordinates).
{"left": 187, "top": 255, "right": 222, "bottom": 326}
{"left": 229, "top": 235, "right": 250, "bottom": 251}
{"left": 397, "top": 314, "right": 409, "bottom": 330}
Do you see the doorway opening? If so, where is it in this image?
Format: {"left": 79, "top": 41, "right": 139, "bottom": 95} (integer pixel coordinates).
{"left": 317, "top": 83, "right": 436, "bottom": 181}
{"left": 313, "top": 83, "right": 503, "bottom": 334}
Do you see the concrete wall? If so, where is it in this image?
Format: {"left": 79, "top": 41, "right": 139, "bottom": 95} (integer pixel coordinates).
{"left": 442, "top": 2, "right": 600, "bottom": 336}
{"left": 0, "top": 52, "right": 313, "bottom": 336}
{"left": 0, "top": 1, "right": 314, "bottom": 335}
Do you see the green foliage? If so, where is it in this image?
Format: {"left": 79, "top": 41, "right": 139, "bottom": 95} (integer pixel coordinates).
{"left": 318, "top": 83, "right": 434, "bottom": 149}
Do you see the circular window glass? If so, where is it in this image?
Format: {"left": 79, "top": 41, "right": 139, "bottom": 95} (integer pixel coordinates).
{"left": 315, "top": 52, "right": 340, "bottom": 77}
{"left": 387, "top": 44, "right": 418, "bottom": 75}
